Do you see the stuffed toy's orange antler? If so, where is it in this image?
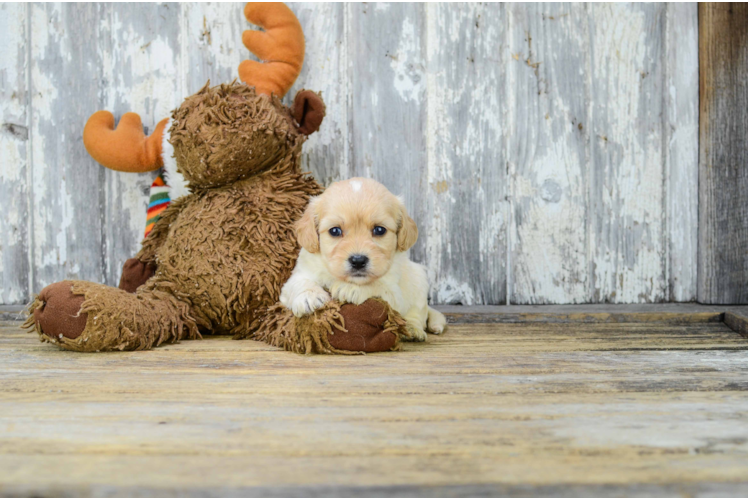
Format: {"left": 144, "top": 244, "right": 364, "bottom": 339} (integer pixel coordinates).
{"left": 83, "top": 111, "right": 167, "bottom": 172}
{"left": 239, "top": 2, "right": 305, "bottom": 98}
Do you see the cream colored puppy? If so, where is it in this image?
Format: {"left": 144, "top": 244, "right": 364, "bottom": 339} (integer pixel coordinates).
{"left": 280, "top": 178, "right": 446, "bottom": 341}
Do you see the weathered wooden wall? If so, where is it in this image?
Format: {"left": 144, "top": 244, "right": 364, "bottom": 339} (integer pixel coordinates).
{"left": 0, "top": 3, "right": 702, "bottom": 305}
{"left": 698, "top": 3, "right": 748, "bottom": 305}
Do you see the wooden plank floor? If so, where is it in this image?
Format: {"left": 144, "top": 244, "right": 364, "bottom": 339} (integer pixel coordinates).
{"left": 2, "top": 319, "right": 748, "bottom": 496}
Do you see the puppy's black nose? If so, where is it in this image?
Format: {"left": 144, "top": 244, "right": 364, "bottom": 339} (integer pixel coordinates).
{"left": 348, "top": 254, "right": 369, "bottom": 270}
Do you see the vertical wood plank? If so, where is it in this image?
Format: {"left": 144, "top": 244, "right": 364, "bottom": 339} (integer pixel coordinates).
{"left": 665, "top": 3, "right": 699, "bottom": 302}
{"left": 100, "top": 3, "right": 183, "bottom": 285}
{"left": 347, "top": 5, "right": 432, "bottom": 289}
{"left": 29, "top": 3, "right": 105, "bottom": 292}
{"left": 0, "top": 3, "right": 30, "bottom": 304}
{"left": 588, "top": 3, "right": 667, "bottom": 303}
{"left": 182, "top": 2, "right": 244, "bottom": 95}
{"left": 508, "top": 4, "right": 590, "bottom": 304}
{"left": 286, "top": 3, "right": 348, "bottom": 186}
{"left": 425, "top": 3, "right": 507, "bottom": 305}
{"left": 698, "top": 3, "right": 748, "bottom": 304}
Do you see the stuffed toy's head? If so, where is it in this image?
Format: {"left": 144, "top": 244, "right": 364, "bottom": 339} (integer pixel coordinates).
{"left": 166, "top": 82, "right": 321, "bottom": 189}
{"left": 83, "top": 3, "right": 326, "bottom": 191}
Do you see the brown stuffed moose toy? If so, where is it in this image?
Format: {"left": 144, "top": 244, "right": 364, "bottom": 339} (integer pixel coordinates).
{"left": 26, "top": 2, "right": 409, "bottom": 354}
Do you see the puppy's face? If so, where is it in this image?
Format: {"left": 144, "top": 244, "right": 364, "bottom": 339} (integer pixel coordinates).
{"left": 296, "top": 178, "right": 418, "bottom": 285}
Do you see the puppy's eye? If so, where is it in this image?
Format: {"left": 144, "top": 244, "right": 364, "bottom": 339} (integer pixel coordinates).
{"left": 372, "top": 226, "right": 387, "bottom": 236}
{"left": 328, "top": 227, "right": 343, "bottom": 237}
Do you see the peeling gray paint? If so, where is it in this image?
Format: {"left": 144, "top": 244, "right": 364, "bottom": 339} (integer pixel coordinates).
{"left": 0, "top": 2, "right": 699, "bottom": 305}
{"left": 0, "top": 3, "right": 30, "bottom": 305}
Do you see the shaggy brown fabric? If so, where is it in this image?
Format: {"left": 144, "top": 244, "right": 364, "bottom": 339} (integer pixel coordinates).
{"left": 118, "top": 258, "right": 156, "bottom": 293}
{"left": 26, "top": 281, "right": 87, "bottom": 340}
{"left": 138, "top": 196, "right": 191, "bottom": 264}
{"left": 246, "top": 298, "right": 408, "bottom": 355}
{"left": 135, "top": 155, "right": 321, "bottom": 336}
{"left": 169, "top": 81, "right": 302, "bottom": 189}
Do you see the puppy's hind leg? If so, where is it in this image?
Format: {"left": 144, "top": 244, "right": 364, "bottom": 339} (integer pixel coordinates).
{"left": 426, "top": 307, "right": 447, "bottom": 334}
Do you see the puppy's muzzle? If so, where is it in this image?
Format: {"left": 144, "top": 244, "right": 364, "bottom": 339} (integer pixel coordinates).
{"left": 348, "top": 254, "right": 369, "bottom": 272}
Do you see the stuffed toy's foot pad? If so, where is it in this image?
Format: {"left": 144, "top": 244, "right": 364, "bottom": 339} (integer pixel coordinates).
{"left": 32, "top": 281, "right": 87, "bottom": 340}
{"left": 329, "top": 299, "right": 398, "bottom": 353}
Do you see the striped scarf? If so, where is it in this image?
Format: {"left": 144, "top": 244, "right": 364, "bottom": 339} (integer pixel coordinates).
{"left": 145, "top": 174, "right": 171, "bottom": 237}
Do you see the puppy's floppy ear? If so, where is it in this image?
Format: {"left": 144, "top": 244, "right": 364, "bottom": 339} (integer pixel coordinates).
{"left": 397, "top": 201, "right": 418, "bottom": 252}
{"left": 295, "top": 196, "right": 320, "bottom": 253}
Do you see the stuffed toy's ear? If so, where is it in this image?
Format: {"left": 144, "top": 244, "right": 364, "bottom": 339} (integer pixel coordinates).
{"left": 397, "top": 201, "right": 418, "bottom": 252}
{"left": 295, "top": 196, "right": 320, "bottom": 253}
{"left": 291, "top": 90, "right": 326, "bottom": 136}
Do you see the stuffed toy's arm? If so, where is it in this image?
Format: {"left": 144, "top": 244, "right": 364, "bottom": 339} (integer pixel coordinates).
{"left": 118, "top": 196, "right": 190, "bottom": 293}
{"left": 245, "top": 298, "right": 411, "bottom": 354}
{"left": 135, "top": 195, "right": 190, "bottom": 264}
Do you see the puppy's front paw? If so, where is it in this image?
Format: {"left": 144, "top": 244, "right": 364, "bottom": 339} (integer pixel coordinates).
{"left": 404, "top": 323, "right": 427, "bottom": 342}
{"left": 291, "top": 289, "right": 331, "bottom": 317}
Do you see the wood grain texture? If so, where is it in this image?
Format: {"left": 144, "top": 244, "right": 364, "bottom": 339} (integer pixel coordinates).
{"left": 0, "top": 3, "right": 705, "bottom": 305}
{"left": 2, "top": 321, "right": 748, "bottom": 495}
{"left": 724, "top": 310, "right": 748, "bottom": 339}
{"left": 0, "top": 3, "right": 30, "bottom": 305}
{"left": 698, "top": 3, "right": 748, "bottom": 304}
{"left": 437, "top": 303, "right": 748, "bottom": 329}
{"left": 508, "top": 4, "right": 589, "bottom": 304}
{"left": 425, "top": 3, "right": 507, "bottom": 305}
{"left": 182, "top": 2, "right": 244, "bottom": 95}
{"left": 445, "top": 311, "right": 724, "bottom": 325}
{"left": 8, "top": 482, "right": 748, "bottom": 499}
{"left": 7, "top": 482, "right": 748, "bottom": 498}
{"left": 665, "top": 3, "right": 699, "bottom": 302}
{"left": 438, "top": 303, "right": 748, "bottom": 315}
{"left": 589, "top": 4, "right": 667, "bottom": 303}
{"left": 29, "top": 4, "right": 106, "bottom": 292}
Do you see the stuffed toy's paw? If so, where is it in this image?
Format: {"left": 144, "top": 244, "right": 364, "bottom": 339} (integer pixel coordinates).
{"left": 248, "top": 298, "right": 410, "bottom": 354}
{"left": 27, "top": 281, "right": 88, "bottom": 340}
{"left": 118, "top": 258, "right": 157, "bottom": 293}
{"left": 328, "top": 300, "right": 401, "bottom": 352}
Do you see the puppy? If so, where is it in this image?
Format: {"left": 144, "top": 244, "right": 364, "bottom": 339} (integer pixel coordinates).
{"left": 280, "top": 178, "right": 446, "bottom": 341}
